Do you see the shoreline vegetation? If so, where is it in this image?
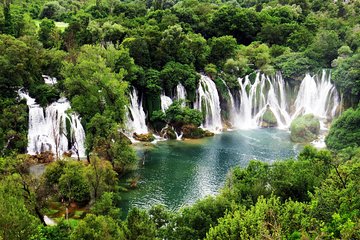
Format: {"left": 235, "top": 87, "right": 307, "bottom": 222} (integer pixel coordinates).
{"left": 1, "top": 0, "right": 360, "bottom": 239}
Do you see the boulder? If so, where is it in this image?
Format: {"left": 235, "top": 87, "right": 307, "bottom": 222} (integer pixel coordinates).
{"left": 133, "top": 133, "right": 155, "bottom": 142}
{"left": 28, "top": 151, "right": 54, "bottom": 163}
{"left": 290, "top": 114, "right": 320, "bottom": 143}
{"left": 181, "top": 124, "right": 214, "bottom": 139}
{"left": 260, "top": 106, "right": 277, "bottom": 128}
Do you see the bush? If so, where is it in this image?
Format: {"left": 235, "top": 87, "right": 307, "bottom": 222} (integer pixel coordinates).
{"left": 165, "top": 100, "right": 203, "bottom": 128}
{"left": 326, "top": 107, "right": 360, "bottom": 150}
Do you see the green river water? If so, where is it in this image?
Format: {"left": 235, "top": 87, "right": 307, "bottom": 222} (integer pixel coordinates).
{"left": 120, "top": 128, "right": 301, "bottom": 212}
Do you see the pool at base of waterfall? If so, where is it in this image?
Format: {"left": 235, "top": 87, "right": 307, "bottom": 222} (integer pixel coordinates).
{"left": 119, "top": 128, "right": 302, "bottom": 213}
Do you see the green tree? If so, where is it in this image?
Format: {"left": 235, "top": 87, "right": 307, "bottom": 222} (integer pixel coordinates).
{"left": 332, "top": 52, "right": 360, "bottom": 105}
{"left": 124, "top": 208, "right": 157, "bottom": 240}
{"left": 63, "top": 44, "right": 128, "bottom": 124}
{"left": 0, "top": 34, "right": 42, "bottom": 98}
{"left": 0, "top": 101, "right": 28, "bottom": 155}
{"left": 71, "top": 214, "right": 125, "bottom": 240}
{"left": 0, "top": 174, "right": 41, "bottom": 240}
{"left": 208, "top": 36, "right": 238, "bottom": 66}
{"left": 165, "top": 100, "right": 203, "bottom": 128}
{"left": 38, "top": 18, "right": 60, "bottom": 48}
{"left": 58, "top": 161, "right": 90, "bottom": 204}
{"left": 91, "top": 192, "right": 121, "bottom": 220}
{"left": 85, "top": 157, "right": 118, "bottom": 201}
{"left": 305, "top": 29, "right": 341, "bottom": 67}
{"left": 326, "top": 107, "right": 360, "bottom": 151}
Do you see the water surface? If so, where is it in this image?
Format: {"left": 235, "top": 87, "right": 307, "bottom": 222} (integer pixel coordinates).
{"left": 120, "top": 129, "right": 301, "bottom": 212}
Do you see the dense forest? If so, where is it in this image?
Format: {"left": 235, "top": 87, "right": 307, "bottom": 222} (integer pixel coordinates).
{"left": 1, "top": 0, "right": 360, "bottom": 239}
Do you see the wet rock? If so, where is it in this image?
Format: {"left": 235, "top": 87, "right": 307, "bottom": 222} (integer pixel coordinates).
{"left": 133, "top": 133, "right": 155, "bottom": 142}
{"left": 181, "top": 124, "right": 214, "bottom": 139}
{"left": 260, "top": 106, "right": 277, "bottom": 128}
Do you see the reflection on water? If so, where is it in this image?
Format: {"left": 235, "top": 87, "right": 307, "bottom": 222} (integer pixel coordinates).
{"left": 120, "top": 129, "right": 301, "bottom": 212}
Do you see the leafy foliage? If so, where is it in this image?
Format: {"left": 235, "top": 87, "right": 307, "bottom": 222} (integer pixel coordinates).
{"left": 326, "top": 107, "right": 360, "bottom": 151}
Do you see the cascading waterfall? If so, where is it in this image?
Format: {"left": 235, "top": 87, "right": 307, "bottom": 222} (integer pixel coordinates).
{"left": 235, "top": 73, "right": 289, "bottom": 129}
{"left": 19, "top": 91, "right": 86, "bottom": 158}
{"left": 219, "top": 78, "right": 238, "bottom": 126}
{"left": 194, "top": 75, "right": 222, "bottom": 131}
{"left": 292, "top": 70, "right": 339, "bottom": 126}
{"left": 229, "top": 70, "right": 339, "bottom": 129}
{"left": 175, "top": 83, "right": 187, "bottom": 101}
{"left": 126, "top": 88, "right": 148, "bottom": 134}
{"left": 160, "top": 94, "right": 173, "bottom": 112}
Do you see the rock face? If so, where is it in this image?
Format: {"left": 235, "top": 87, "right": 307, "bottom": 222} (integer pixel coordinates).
{"left": 181, "top": 124, "right": 214, "bottom": 139}
{"left": 133, "top": 133, "right": 155, "bottom": 142}
{"left": 290, "top": 114, "right": 320, "bottom": 143}
{"left": 260, "top": 107, "right": 278, "bottom": 128}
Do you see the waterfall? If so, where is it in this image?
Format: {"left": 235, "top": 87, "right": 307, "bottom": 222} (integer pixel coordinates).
{"left": 19, "top": 91, "right": 86, "bottom": 158}
{"left": 161, "top": 94, "right": 173, "bottom": 112}
{"left": 292, "top": 70, "right": 339, "bottom": 123}
{"left": 194, "top": 75, "right": 222, "bottom": 131}
{"left": 126, "top": 88, "right": 148, "bottom": 134}
{"left": 227, "top": 70, "right": 339, "bottom": 129}
{"left": 175, "top": 83, "right": 187, "bottom": 101}
{"left": 175, "top": 83, "right": 187, "bottom": 107}
{"left": 235, "top": 73, "right": 290, "bottom": 128}
{"left": 219, "top": 78, "right": 238, "bottom": 126}
{"left": 42, "top": 75, "right": 57, "bottom": 85}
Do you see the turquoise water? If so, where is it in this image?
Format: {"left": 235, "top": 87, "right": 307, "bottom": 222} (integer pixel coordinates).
{"left": 120, "top": 128, "right": 301, "bottom": 212}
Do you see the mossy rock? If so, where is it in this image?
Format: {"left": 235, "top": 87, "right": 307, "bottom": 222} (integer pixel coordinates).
{"left": 181, "top": 124, "right": 214, "bottom": 139}
{"left": 160, "top": 127, "right": 177, "bottom": 140}
{"left": 133, "top": 133, "right": 155, "bottom": 142}
{"left": 260, "top": 107, "right": 277, "bottom": 128}
{"left": 290, "top": 114, "right": 320, "bottom": 143}
{"left": 204, "top": 130, "right": 215, "bottom": 137}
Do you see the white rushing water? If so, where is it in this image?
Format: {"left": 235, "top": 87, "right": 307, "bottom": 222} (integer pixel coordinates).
{"left": 19, "top": 91, "right": 86, "bottom": 158}
{"left": 125, "top": 88, "right": 148, "bottom": 134}
{"left": 175, "top": 83, "right": 187, "bottom": 106}
{"left": 194, "top": 75, "right": 222, "bottom": 131}
{"left": 229, "top": 71, "right": 339, "bottom": 129}
{"left": 160, "top": 94, "right": 173, "bottom": 112}
{"left": 292, "top": 70, "right": 339, "bottom": 126}
{"left": 42, "top": 75, "right": 57, "bottom": 85}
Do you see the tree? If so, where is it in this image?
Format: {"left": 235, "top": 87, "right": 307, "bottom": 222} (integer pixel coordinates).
{"left": 38, "top": 18, "right": 60, "bottom": 49}
{"left": 91, "top": 192, "right": 121, "bottom": 220}
{"left": 164, "top": 100, "right": 203, "bottom": 128}
{"left": 39, "top": 1, "right": 65, "bottom": 21}
{"left": 209, "top": 6, "right": 262, "bottom": 45}
{"left": 0, "top": 101, "right": 28, "bottom": 155}
{"left": 63, "top": 44, "right": 128, "bottom": 124}
{"left": 0, "top": 35, "right": 43, "bottom": 98}
{"left": 159, "top": 61, "right": 199, "bottom": 99}
{"left": 124, "top": 208, "right": 157, "bottom": 240}
{"left": 326, "top": 107, "right": 360, "bottom": 151}
{"left": 85, "top": 157, "right": 118, "bottom": 201}
{"left": 305, "top": 29, "right": 341, "bottom": 67}
{"left": 0, "top": 174, "right": 40, "bottom": 240}
{"left": 71, "top": 214, "right": 125, "bottom": 240}
{"left": 85, "top": 114, "right": 138, "bottom": 173}
{"left": 332, "top": 52, "right": 360, "bottom": 105}
{"left": 208, "top": 36, "right": 238, "bottom": 66}
{"left": 2, "top": 0, "right": 14, "bottom": 35}
{"left": 58, "top": 161, "right": 90, "bottom": 204}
